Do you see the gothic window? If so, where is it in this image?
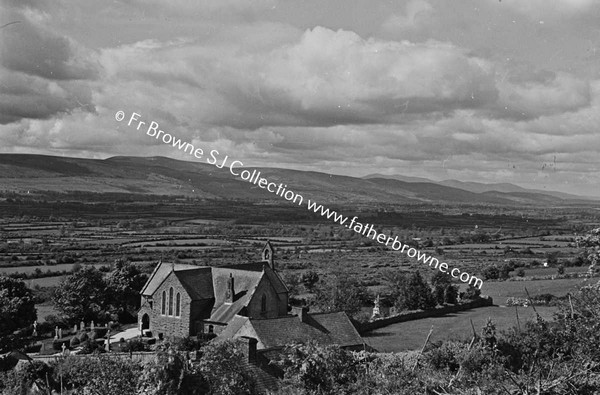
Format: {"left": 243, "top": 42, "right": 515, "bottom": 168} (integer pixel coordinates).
{"left": 175, "top": 292, "right": 181, "bottom": 317}
{"left": 261, "top": 294, "right": 267, "bottom": 313}
{"left": 161, "top": 291, "right": 166, "bottom": 315}
{"left": 168, "top": 287, "right": 174, "bottom": 316}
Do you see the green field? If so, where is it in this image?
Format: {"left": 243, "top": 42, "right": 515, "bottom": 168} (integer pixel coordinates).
{"left": 475, "top": 277, "right": 595, "bottom": 304}
{"left": 363, "top": 305, "right": 557, "bottom": 353}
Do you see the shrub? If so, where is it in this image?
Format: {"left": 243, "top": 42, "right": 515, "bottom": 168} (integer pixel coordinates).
{"left": 69, "top": 337, "right": 80, "bottom": 347}
{"left": 79, "top": 339, "right": 104, "bottom": 355}
{"left": 481, "top": 265, "right": 499, "bottom": 280}
{"left": 516, "top": 268, "right": 526, "bottom": 277}
{"left": 444, "top": 285, "right": 458, "bottom": 304}
{"left": 426, "top": 341, "right": 463, "bottom": 372}
{"left": 125, "top": 338, "right": 148, "bottom": 352}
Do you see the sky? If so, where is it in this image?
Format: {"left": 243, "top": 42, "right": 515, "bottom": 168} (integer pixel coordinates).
{"left": 1, "top": 0, "right": 600, "bottom": 197}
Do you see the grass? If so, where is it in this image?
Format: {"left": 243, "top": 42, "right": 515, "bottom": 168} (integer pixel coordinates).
{"left": 363, "top": 305, "right": 557, "bottom": 353}
{"left": 36, "top": 303, "right": 59, "bottom": 321}
{"left": 475, "top": 277, "right": 595, "bottom": 303}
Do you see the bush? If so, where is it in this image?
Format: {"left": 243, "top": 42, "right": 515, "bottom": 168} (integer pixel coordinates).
{"left": 171, "top": 336, "right": 205, "bottom": 352}
{"left": 516, "top": 268, "right": 526, "bottom": 277}
{"left": 79, "top": 339, "right": 104, "bottom": 355}
{"left": 481, "top": 265, "right": 499, "bottom": 280}
{"left": 125, "top": 338, "right": 148, "bottom": 352}
{"left": 69, "top": 337, "right": 80, "bottom": 347}
{"left": 426, "top": 341, "right": 462, "bottom": 372}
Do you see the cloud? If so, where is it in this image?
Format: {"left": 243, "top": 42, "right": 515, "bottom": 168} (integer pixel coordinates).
{"left": 488, "top": 0, "right": 599, "bottom": 18}
{"left": 381, "top": 0, "right": 434, "bottom": 32}
{"left": 0, "top": 4, "right": 98, "bottom": 124}
{"left": 260, "top": 27, "right": 497, "bottom": 124}
{"left": 496, "top": 71, "right": 591, "bottom": 119}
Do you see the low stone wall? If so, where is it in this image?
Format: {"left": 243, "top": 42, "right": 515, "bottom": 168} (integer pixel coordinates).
{"left": 359, "top": 297, "right": 494, "bottom": 334}
{"left": 31, "top": 351, "right": 157, "bottom": 365}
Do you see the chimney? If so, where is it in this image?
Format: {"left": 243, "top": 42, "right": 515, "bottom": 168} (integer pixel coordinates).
{"left": 226, "top": 273, "right": 234, "bottom": 303}
{"left": 292, "top": 306, "right": 309, "bottom": 323}
{"left": 240, "top": 336, "right": 257, "bottom": 363}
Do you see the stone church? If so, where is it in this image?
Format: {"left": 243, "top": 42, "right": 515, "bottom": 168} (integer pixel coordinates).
{"left": 137, "top": 242, "right": 289, "bottom": 338}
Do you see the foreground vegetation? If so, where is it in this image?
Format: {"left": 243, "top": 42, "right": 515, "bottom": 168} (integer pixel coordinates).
{"left": 1, "top": 278, "right": 599, "bottom": 394}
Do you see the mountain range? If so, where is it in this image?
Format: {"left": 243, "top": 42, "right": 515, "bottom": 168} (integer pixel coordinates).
{"left": 0, "top": 154, "right": 595, "bottom": 206}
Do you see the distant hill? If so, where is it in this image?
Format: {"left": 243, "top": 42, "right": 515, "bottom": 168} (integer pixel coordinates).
{"left": 363, "top": 173, "right": 595, "bottom": 202}
{"left": 0, "top": 154, "right": 594, "bottom": 206}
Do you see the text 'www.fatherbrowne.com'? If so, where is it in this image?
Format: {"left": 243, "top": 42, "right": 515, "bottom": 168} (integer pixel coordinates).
{"left": 116, "top": 111, "right": 483, "bottom": 289}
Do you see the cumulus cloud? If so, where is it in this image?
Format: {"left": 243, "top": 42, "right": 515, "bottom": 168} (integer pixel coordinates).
{"left": 496, "top": 72, "right": 591, "bottom": 119}
{"left": 0, "top": 4, "right": 98, "bottom": 124}
{"left": 260, "top": 27, "right": 497, "bottom": 124}
{"left": 94, "top": 26, "right": 497, "bottom": 131}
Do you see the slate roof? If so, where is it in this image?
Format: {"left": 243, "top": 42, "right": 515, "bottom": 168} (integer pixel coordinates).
{"left": 211, "top": 266, "right": 264, "bottom": 306}
{"left": 218, "top": 312, "right": 365, "bottom": 350}
{"left": 140, "top": 262, "right": 202, "bottom": 297}
{"left": 174, "top": 267, "right": 214, "bottom": 300}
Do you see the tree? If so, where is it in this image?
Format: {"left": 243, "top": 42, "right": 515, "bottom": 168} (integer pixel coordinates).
{"left": 301, "top": 270, "right": 320, "bottom": 292}
{"left": 481, "top": 265, "right": 499, "bottom": 280}
{"left": 396, "top": 271, "right": 436, "bottom": 311}
{"left": 312, "top": 275, "right": 369, "bottom": 316}
{"left": 105, "top": 260, "right": 148, "bottom": 319}
{"left": 52, "top": 267, "right": 111, "bottom": 323}
{"left": 546, "top": 251, "right": 559, "bottom": 266}
{"left": 462, "top": 284, "right": 481, "bottom": 300}
{"left": 431, "top": 272, "right": 452, "bottom": 305}
{"left": 52, "top": 355, "right": 140, "bottom": 394}
{"left": 0, "top": 276, "right": 36, "bottom": 352}
{"left": 444, "top": 284, "right": 459, "bottom": 304}
{"left": 192, "top": 340, "right": 256, "bottom": 395}
{"left": 277, "top": 342, "right": 358, "bottom": 394}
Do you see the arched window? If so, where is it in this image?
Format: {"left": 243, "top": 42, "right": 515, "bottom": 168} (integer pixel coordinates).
{"left": 168, "top": 287, "right": 174, "bottom": 316}
{"left": 261, "top": 294, "right": 267, "bottom": 313}
{"left": 175, "top": 293, "right": 181, "bottom": 317}
{"left": 161, "top": 291, "right": 166, "bottom": 315}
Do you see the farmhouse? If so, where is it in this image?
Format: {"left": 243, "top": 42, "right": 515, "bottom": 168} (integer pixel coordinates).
{"left": 137, "top": 242, "right": 289, "bottom": 338}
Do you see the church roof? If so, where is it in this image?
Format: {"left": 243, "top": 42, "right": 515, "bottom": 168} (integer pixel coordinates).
{"left": 174, "top": 267, "right": 214, "bottom": 300}
{"left": 218, "top": 312, "right": 365, "bottom": 350}
{"left": 140, "top": 262, "right": 201, "bottom": 297}
{"left": 250, "top": 312, "right": 364, "bottom": 349}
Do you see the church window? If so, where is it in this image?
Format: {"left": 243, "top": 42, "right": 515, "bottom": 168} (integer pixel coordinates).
{"left": 168, "top": 287, "right": 174, "bottom": 316}
{"left": 161, "top": 291, "right": 166, "bottom": 315}
{"left": 261, "top": 294, "right": 267, "bottom": 313}
{"left": 175, "top": 292, "right": 181, "bottom": 317}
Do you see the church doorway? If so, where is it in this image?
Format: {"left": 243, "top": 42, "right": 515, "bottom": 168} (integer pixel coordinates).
{"left": 141, "top": 313, "right": 150, "bottom": 331}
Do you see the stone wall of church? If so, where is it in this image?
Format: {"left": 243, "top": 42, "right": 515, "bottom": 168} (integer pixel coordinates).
{"left": 139, "top": 272, "right": 192, "bottom": 339}
{"left": 246, "top": 277, "right": 287, "bottom": 318}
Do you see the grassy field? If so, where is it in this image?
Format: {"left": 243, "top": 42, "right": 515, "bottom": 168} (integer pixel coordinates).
{"left": 0, "top": 263, "right": 107, "bottom": 275}
{"left": 474, "top": 277, "right": 595, "bottom": 304}
{"left": 363, "top": 305, "right": 557, "bottom": 353}
{"left": 36, "top": 303, "right": 59, "bottom": 321}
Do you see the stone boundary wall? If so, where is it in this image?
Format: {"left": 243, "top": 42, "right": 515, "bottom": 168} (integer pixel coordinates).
{"left": 359, "top": 297, "right": 494, "bottom": 334}
{"left": 31, "top": 351, "right": 157, "bottom": 364}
